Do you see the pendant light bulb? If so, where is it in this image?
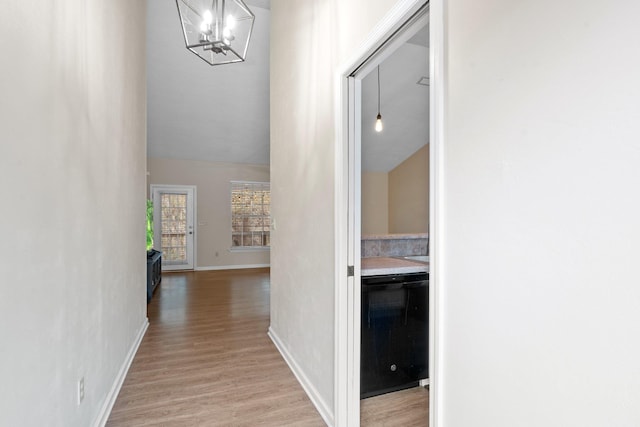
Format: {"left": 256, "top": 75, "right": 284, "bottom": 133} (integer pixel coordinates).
{"left": 375, "top": 114, "right": 383, "bottom": 132}
{"left": 375, "top": 65, "right": 383, "bottom": 132}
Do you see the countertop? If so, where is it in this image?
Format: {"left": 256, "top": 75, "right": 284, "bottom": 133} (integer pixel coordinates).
{"left": 362, "top": 233, "right": 428, "bottom": 240}
{"left": 361, "top": 257, "right": 429, "bottom": 277}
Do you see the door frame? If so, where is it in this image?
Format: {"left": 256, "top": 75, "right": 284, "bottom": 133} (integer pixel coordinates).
{"left": 333, "top": 0, "right": 445, "bottom": 425}
{"left": 150, "top": 184, "right": 197, "bottom": 271}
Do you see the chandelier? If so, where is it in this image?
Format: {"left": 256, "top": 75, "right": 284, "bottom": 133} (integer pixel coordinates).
{"left": 176, "top": 0, "right": 255, "bottom": 66}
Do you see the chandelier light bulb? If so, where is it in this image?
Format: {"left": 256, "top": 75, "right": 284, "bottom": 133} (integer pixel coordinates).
{"left": 226, "top": 15, "right": 237, "bottom": 30}
{"left": 203, "top": 9, "right": 213, "bottom": 25}
{"left": 375, "top": 114, "right": 383, "bottom": 132}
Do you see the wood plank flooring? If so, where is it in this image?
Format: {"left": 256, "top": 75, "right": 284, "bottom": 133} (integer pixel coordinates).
{"left": 106, "top": 269, "right": 428, "bottom": 426}
{"left": 107, "top": 269, "right": 324, "bottom": 426}
{"left": 361, "top": 387, "right": 429, "bottom": 426}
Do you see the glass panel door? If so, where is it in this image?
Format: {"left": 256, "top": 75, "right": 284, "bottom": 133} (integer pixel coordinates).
{"left": 151, "top": 185, "right": 195, "bottom": 270}
{"left": 161, "top": 193, "right": 188, "bottom": 264}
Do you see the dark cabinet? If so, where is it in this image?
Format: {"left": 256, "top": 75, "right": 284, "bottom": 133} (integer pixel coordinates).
{"left": 147, "top": 250, "right": 162, "bottom": 303}
{"left": 360, "top": 273, "right": 428, "bottom": 399}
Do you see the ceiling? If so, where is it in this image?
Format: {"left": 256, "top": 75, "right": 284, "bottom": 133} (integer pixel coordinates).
{"left": 146, "top": 2, "right": 427, "bottom": 170}
{"left": 147, "top": 1, "right": 271, "bottom": 165}
{"left": 361, "top": 27, "right": 429, "bottom": 172}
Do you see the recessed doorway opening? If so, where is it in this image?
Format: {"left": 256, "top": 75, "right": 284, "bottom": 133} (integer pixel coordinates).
{"left": 334, "top": 0, "right": 443, "bottom": 425}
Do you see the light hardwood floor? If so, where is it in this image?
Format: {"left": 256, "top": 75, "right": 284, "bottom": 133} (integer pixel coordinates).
{"left": 107, "top": 269, "right": 428, "bottom": 426}
{"left": 361, "top": 386, "right": 429, "bottom": 426}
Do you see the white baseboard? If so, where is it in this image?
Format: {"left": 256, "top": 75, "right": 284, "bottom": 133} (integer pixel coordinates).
{"left": 268, "top": 327, "right": 334, "bottom": 427}
{"left": 195, "top": 263, "right": 270, "bottom": 271}
{"left": 93, "top": 318, "right": 149, "bottom": 427}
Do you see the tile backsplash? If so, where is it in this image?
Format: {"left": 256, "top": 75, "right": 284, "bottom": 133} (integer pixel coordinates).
{"left": 361, "top": 234, "right": 428, "bottom": 258}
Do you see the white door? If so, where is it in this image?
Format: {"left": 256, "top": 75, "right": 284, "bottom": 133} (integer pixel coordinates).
{"left": 151, "top": 185, "right": 196, "bottom": 271}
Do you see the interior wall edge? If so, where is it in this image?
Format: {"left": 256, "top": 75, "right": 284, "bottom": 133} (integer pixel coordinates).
{"left": 268, "top": 327, "right": 335, "bottom": 427}
{"left": 94, "top": 319, "right": 149, "bottom": 427}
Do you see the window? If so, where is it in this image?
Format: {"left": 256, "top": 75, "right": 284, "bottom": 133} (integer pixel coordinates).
{"left": 231, "top": 181, "right": 270, "bottom": 249}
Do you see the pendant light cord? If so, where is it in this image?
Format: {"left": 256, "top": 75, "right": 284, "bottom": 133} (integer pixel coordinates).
{"left": 377, "top": 65, "right": 381, "bottom": 115}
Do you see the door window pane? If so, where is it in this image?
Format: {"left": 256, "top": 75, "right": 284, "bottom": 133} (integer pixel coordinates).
{"left": 160, "top": 193, "right": 188, "bottom": 263}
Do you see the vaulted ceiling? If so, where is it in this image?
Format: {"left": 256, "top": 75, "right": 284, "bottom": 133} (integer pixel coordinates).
{"left": 362, "top": 26, "right": 429, "bottom": 172}
{"left": 146, "top": 1, "right": 428, "bottom": 171}
{"left": 147, "top": 0, "right": 271, "bottom": 165}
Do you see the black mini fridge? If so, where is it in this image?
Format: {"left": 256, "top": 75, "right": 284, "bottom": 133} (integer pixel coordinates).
{"left": 360, "top": 272, "right": 428, "bottom": 399}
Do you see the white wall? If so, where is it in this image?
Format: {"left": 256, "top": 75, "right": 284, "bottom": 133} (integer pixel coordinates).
{"left": 440, "top": 0, "right": 640, "bottom": 425}
{"left": 0, "top": 1, "right": 147, "bottom": 426}
{"left": 147, "top": 157, "right": 270, "bottom": 269}
{"left": 273, "top": 0, "right": 640, "bottom": 425}
{"left": 270, "top": 0, "right": 399, "bottom": 422}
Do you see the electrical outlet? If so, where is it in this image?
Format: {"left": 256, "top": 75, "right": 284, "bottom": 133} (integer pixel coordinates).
{"left": 78, "top": 377, "right": 85, "bottom": 405}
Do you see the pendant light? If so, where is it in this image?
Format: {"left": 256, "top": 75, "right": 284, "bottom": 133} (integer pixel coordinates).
{"left": 176, "top": 0, "right": 255, "bottom": 66}
{"left": 375, "top": 65, "right": 383, "bottom": 132}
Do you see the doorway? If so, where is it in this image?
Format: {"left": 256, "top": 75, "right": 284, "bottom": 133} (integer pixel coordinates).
{"left": 360, "top": 13, "right": 430, "bottom": 426}
{"left": 334, "top": 0, "right": 442, "bottom": 425}
{"left": 151, "top": 185, "right": 196, "bottom": 271}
